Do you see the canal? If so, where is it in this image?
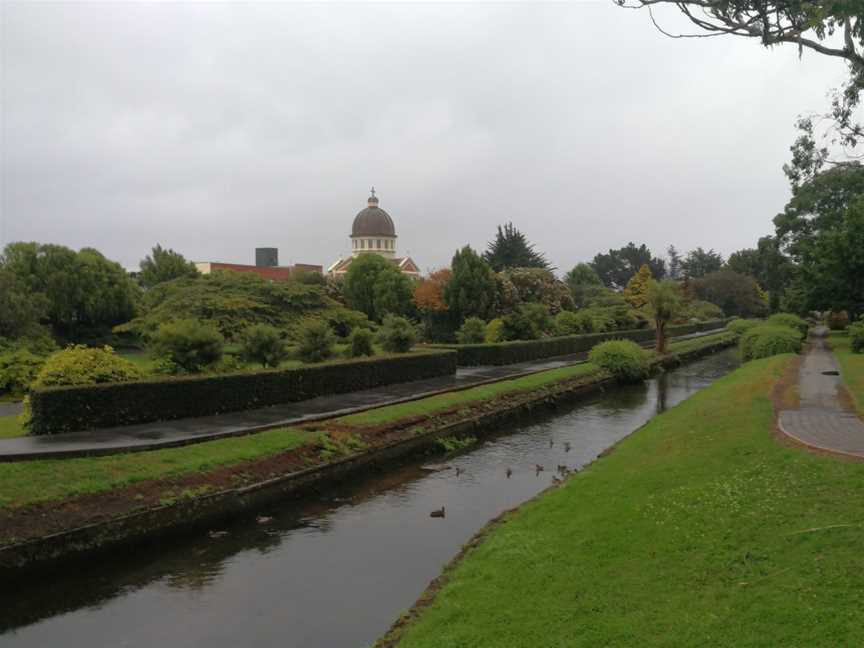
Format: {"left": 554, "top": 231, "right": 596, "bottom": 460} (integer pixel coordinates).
{"left": 0, "top": 349, "right": 739, "bottom": 648}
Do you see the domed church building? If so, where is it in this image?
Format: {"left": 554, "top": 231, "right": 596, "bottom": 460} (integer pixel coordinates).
{"left": 327, "top": 188, "right": 420, "bottom": 277}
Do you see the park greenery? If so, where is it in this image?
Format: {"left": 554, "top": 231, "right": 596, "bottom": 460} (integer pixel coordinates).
{"left": 389, "top": 353, "right": 864, "bottom": 647}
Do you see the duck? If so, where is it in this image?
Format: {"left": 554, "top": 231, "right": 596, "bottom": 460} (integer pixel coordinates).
{"left": 506, "top": 467, "right": 513, "bottom": 478}
{"left": 256, "top": 515, "right": 273, "bottom": 524}
{"left": 208, "top": 530, "right": 229, "bottom": 539}
{"left": 549, "top": 439, "right": 554, "bottom": 448}
{"left": 430, "top": 507, "right": 446, "bottom": 518}
{"left": 552, "top": 476, "right": 563, "bottom": 485}
{"left": 455, "top": 467, "right": 464, "bottom": 477}
{"left": 564, "top": 442, "right": 572, "bottom": 452}
{"left": 535, "top": 464, "right": 544, "bottom": 475}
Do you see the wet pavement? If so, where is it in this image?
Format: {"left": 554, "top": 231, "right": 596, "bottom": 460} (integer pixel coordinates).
{"left": 778, "top": 327, "right": 864, "bottom": 456}
{"left": 0, "top": 350, "right": 741, "bottom": 648}
{"left": 0, "top": 330, "right": 722, "bottom": 461}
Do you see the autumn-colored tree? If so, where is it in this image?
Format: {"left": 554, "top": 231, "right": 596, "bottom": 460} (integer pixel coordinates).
{"left": 623, "top": 264, "right": 653, "bottom": 309}
{"left": 413, "top": 268, "right": 451, "bottom": 312}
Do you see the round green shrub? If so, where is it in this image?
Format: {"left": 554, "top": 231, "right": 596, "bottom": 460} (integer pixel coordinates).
{"left": 850, "top": 319, "right": 864, "bottom": 354}
{"left": 726, "top": 318, "right": 760, "bottom": 336}
{"left": 766, "top": 313, "right": 808, "bottom": 339}
{"left": 588, "top": 339, "right": 649, "bottom": 383}
{"left": 740, "top": 325, "right": 803, "bottom": 361}
{"left": 377, "top": 315, "right": 417, "bottom": 353}
{"left": 152, "top": 319, "right": 225, "bottom": 372}
{"left": 33, "top": 345, "right": 143, "bottom": 387}
{"left": 296, "top": 319, "right": 336, "bottom": 363}
{"left": 456, "top": 317, "right": 487, "bottom": 344}
{"left": 347, "top": 328, "right": 376, "bottom": 357}
{"left": 684, "top": 300, "right": 724, "bottom": 321}
{"left": 239, "top": 323, "right": 288, "bottom": 368}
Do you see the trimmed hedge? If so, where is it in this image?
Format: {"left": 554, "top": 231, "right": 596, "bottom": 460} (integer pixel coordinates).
{"left": 429, "top": 319, "right": 732, "bottom": 366}
{"left": 28, "top": 350, "right": 457, "bottom": 435}
{"left": 740, "top": 325, "right": 803, "bottom": 361}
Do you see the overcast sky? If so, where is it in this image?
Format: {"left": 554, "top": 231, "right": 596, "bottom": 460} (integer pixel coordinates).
{"left": 0, "top": 1, "right": 847, "bottom": 274}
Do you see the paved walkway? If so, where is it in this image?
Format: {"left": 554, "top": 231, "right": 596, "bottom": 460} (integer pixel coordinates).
{"left": 778, "top": 327, "right": 864, "bottom": 456}
{"left": 0, "top": 330, "right": 719, "bottom": 462}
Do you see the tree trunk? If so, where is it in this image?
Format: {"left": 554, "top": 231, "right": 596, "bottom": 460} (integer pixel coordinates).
{"left": 656, "top": 319, "right": 667, "bottom": 354}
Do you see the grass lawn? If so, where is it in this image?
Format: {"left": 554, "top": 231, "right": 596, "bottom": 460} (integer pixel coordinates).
{"left": 341, "top": 332, "right": 735, "bottom": 429}
{"left": 0, "top": 427, "right": 312, "bottom": 509}
{"left": 831, "top": 332, "right": 864, "bottom": 415}
{"left": 391, "top": 354, "right": 864, "bottom": 647}
{"left": 0, "top": 415, "right": 24, "bottom": 439}
{"left": 337, "top": 363, "right": 605, "bottom": 428}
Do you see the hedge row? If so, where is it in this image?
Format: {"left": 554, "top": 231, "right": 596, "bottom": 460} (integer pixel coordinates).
{"left": 28, "top": 350, "right": 458, "bottom": 435}
{"left": 429, "top": 319, "right": 733, "bottom": 366}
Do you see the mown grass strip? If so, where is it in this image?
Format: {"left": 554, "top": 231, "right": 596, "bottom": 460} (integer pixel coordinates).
{"left": 342, "top": 332, "right": 735, "bottom": 429}
{"left": 337, "top": 362, "right": 605, "bottom": 428}
{"left": 391, "top": 354, "right": 864, "bottom": 647}
{"left": 0, "top": 427, "right": 311, "bottom": 510}
{"left": 0, "top": 416, "right": 24, "bottom": 440}
{"left": 664, "top": 330, "right": 736, "bottom": 355}
{"left": 831, "top": 332, "right": 864, "bottom": 415}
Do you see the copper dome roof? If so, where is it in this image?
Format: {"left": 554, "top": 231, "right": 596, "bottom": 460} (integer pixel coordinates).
{"left": 351, "top": 191, "right": 396, "bottom": 238}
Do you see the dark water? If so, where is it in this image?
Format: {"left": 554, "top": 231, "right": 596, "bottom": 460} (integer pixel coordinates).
{"left": 0, "top": 350, "right": 739, "bottom": 648}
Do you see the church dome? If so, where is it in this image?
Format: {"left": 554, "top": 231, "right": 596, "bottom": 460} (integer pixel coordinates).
{"left": 351, "top": 190, "right": 396, "bottom": 238}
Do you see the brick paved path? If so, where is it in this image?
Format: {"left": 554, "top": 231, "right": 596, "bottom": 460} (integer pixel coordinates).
{"left": 778, "top": 327, "right": 864, "bottom": 456}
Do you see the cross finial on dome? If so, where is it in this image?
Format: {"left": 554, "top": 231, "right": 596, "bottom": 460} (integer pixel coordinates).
{"left": 370, "top": 186, "right": 376, "bottom": 198}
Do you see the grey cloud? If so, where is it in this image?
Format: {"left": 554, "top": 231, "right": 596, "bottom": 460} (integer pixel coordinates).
{"left": 1, "top": 2, "right": 845, "bottom": 273}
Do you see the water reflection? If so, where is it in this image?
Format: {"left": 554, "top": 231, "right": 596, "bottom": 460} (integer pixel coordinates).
{"left": 0, "top": 350, "right": 739, "bottom": 648}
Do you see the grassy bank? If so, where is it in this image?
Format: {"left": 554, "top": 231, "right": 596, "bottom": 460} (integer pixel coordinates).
{"left": 0, "top": 330, "right": 735, "bottom": 550}
{"left": 386, "top": 354, "right": 864, "bottom": 647}
{"left": 0, "top": 427, "right": 311, "bottom": 509}
{"left": 831, "top": 332, "right": 864, "bottom": 415}
{"left": 341, "top": 331, "right": 735, "bottom": 429}
{"left": 0, "top": 416, "right": 23, "bottom": 440}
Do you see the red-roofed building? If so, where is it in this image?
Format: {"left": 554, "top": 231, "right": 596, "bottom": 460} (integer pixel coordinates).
{"left": 195, "top": 249, "right": 321, "bottom": 282}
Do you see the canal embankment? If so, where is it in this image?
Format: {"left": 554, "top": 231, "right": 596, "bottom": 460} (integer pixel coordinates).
{"left": 0, "top": 331, "right": 736, "bottom": 571}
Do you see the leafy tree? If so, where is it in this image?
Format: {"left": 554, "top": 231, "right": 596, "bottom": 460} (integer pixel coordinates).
{"left": 0, "top": 269, "right": 49, "bottom": 340}
{"left": 152, "top": 319, "right": 225, "bottom": 372}
{"left": 590, "top": 243, "right": 666, "bottom": 289}
{"left": 726, "top": 236, "right": 793, "bottom": 311}
{"left": 296, "top": 320, "right": 336, "bottom": 363}
{"left": 483, "top": 222, "right": 550, "bottom": 271}
{"left": 413, "top": 268, "right": 450, "bottom": 312}
{"left": 693, "top": 270, "right": 769, "bottom": 318}
{"left": 138, "top": 244, "right": 199, "bottom": 289}
{"left": 666, "top": 245, "right": 683, "bottom": 280}
{"left": 774, "top": 163, "right": 864, "bottom": 319}
{"left": 377, "top": 315, "right": 417, "bottom": 353}
{"left": 564, "top": 263, "right": 604, "bottom": 308}
{"left": 681, "top": 247, "right": 724, "bottom": 278}
{"left": 500, "top": 303, "right": 553, "bottom": 341}
{"left": 623, "top": 264, "right": 653, "bottom": 309}
{"left": 645, "top": 280, "right": 683, "bottom": 353}
{"left": 239, "top": 324, "right": 288, "bottom": 368}
{"left": 344, "top": 254, "right": 414, "bottom": 322}
{"left": 494, "top": 267, "right": 574, "bottom": 315}
{"left": 414, "top": 268, "right": 458, "bottom": 342}
{"left": 618, "top": 0, "right": 864, "bottom": 158}
{"left": 444, "top": 246, "right": 497, "bottom": 323}
{"left": 116, "top": 269, "right": 352, "bottom": 342}
{"left": 0, "top": 242, "right": 139, "bottom": 340}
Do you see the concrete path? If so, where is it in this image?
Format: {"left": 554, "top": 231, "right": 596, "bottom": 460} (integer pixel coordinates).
{"left": 0, "top": 330, "right": 719, "bottom": 462}
{"left": 778, "top": 327, "right": 864, "bottom": 456}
